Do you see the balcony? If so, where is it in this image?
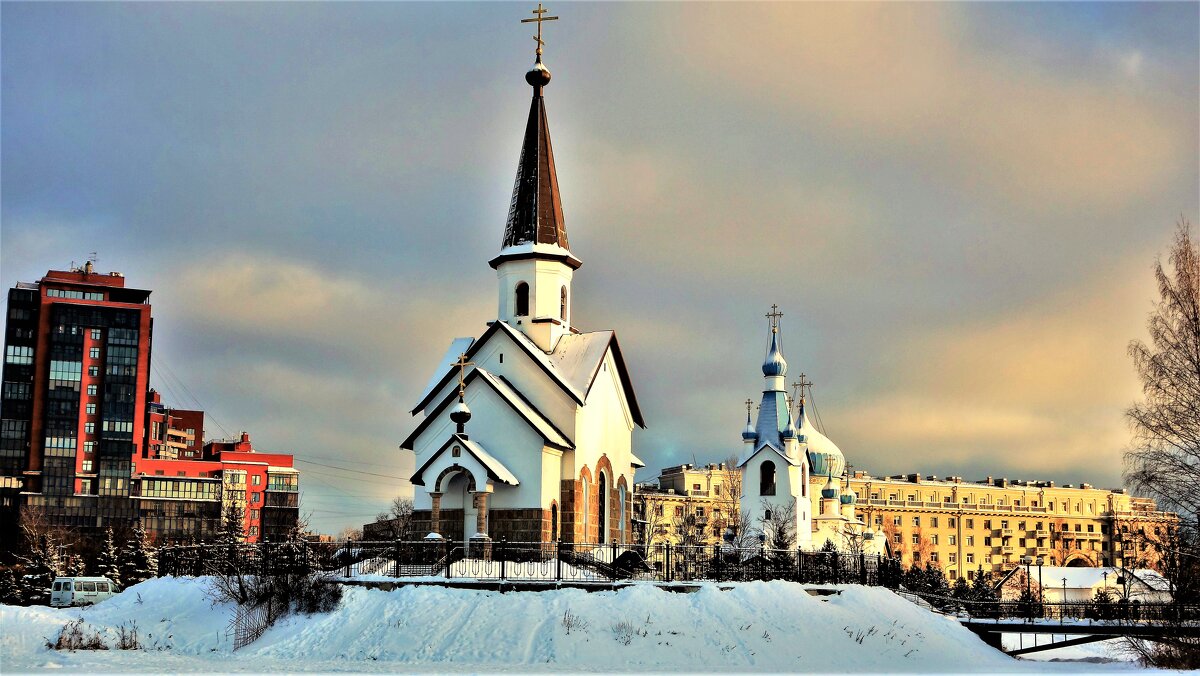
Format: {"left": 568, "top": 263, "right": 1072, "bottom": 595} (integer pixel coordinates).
{"left": 1001, "top": 546, "right": 1015, "bottom": 554}
{"left": 1001, "top": 528, "right": 1014, "bottom": 537}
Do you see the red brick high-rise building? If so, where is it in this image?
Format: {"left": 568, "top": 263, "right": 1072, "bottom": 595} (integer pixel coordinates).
{"left": 1, "top": 264, "right": 298, "bottom": 548}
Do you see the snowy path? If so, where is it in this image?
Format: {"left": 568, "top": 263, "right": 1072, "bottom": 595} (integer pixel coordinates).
{"left": 0, "top": 577, "right": 1160, "bottom": 673}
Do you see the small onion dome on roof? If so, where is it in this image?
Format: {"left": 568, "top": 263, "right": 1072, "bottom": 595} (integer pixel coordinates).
{"left": 449, "top": 399, "right": 472, "bottom": 426}
{"left": 742, "top": 421, "right": 756, "bottom": 441}
{"left": 781, "top": 413, "right": 798, "bottom": 439}
{"left": 526, "top": 59, "right": 551, "bottom": 89}
{"left": 820, "top": 472, "right": 839, "bottom": 499}
{"left": 762, "top": 329, "right": 787, "bottom": 377}
{"left": 840, "top": 489, "right": 858, "bottom": 505}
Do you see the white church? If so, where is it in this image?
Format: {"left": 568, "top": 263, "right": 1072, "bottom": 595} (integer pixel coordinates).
{"left": 737, "top": 310, "right": 885, "bottom": 555}
{"left": 402, "top": 40, "right": 645, "bottom": 549}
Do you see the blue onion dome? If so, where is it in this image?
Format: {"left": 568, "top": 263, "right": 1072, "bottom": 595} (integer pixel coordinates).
{"left": 742, "top": 422, "right": 756, "bottom": 441}
{"left": 840, "top": 489, "right": 857, "bottom": 505}
{"left": 820, "top": 472, "right": 839, "bottom": 500}
{"left": 781, "top": 408, "right": 798, "bottom": 439}
{"left": 762, "top": 330, "right": 787, "bottom": 377}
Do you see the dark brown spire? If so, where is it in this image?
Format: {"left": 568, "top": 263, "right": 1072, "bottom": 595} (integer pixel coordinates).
{"left": 501, "top": 60, "right": 568, "bottom": 251}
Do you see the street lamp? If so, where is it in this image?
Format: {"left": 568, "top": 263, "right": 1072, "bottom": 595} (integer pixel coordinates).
{"left": 1036, "top": 555, "right": 1044, "bottom": 601}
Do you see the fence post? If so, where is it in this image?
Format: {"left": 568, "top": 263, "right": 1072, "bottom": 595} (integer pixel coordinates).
{"left": 444, "top": 538, "right": 452, "bottom": 579}
{"left": 666, "top": 543, "right": 673, "bottom": 582}
{"left": 832, "top": 552, "right": 840, "bottom": 585}
{"left": 713, "top": 545, "right": 721, "bottom": 581}
{"left": 394, "top": 539, "right": 402, "bottom": 578}
{"left": 859, "top": 553, "right": 867, "bottom": 585}
{"left": 344, "top": 540, "right": 352, "bottom": 578}
{"left": 500, "top": 539, "right": 507, "bottom": 581}
{"left": 556, "top": 540, "right": 563, "bottom": 582}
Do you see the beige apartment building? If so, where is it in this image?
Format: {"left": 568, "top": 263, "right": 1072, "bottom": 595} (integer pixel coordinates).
{"left": 847, "top": 472, "right": 1175, "bottom": 579}
{"left": 634, "top": 464, "right": 1175, "bottom": 579}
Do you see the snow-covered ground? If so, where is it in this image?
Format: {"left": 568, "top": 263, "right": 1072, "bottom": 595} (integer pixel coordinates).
{"left": 0, "top": 576, "right": 1159, "bottom": 673}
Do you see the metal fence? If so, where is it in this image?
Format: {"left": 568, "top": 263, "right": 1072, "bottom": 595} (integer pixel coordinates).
{"left": 892, "top": 588, "right": 1200, "bottom": 624}
{"left": 156, "top": 539, "right": 904, "bottom": 587}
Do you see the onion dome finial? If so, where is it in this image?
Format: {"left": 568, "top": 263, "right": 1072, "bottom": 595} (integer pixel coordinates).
{"left": 762, "top": 306, "right": 788, "bottom": 377}
{"left": 741, "top": 400, "right": 757, "bottom": 441}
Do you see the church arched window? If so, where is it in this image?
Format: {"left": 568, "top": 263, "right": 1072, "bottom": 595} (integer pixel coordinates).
{"left": 560, "top": 286, "right": 568, "bottom": 320}
{"left": 515, "top": 282, "right": 529, "bottom": 316}
{"left": 597, "top": 471, "right": 608, "bottom": 544}
{"left": 618, "top": 482, "right": 627, "bottom": 544}
{"left": 581, "top": 474, "right": 590, "bottom": 541}
{"left": 760, "top": 461, "right": 776, "bottom": 496}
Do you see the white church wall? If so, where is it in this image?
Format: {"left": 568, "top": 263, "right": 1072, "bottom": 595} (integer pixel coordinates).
{"left": 496, "top": 259, "right": 574, "bottom": 350}
{"left": 571, "top": 349, "right": 635, "bottom": 488}
{"left": 410, "top": 382, "right": 546, "bottom": 510}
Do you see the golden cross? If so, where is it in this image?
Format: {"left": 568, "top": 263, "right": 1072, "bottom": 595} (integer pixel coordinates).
{"left": 521, "top": 3, "right": 559, "bottom": 57}
{"left": 765, "top": 304, "right": 783, "bottom": 332}
{"left": 744, "top": 398, "right": 753, "bottom": 418}
{"left": 453, "top": 353, "right": 474, "bottom": 397}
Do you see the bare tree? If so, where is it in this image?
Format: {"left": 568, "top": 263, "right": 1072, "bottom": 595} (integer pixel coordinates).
{"left": 1127, "top": 220, "right": 1200, "bottom": 522}
{"left": 636, "top": 494, "right": 668, "bottom": 548}
{"left": 758, "top": 499, "right": 796, "bottom": 551}
{"left": 371, "top": 497, "right": 414, "bottom": 540}
{"left": 1123, "top": 220, "right": 1200, "bottom": 668}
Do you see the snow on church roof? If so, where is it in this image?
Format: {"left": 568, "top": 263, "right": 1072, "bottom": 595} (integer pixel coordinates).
{"left": 401, "top": 366, "right": 574, "bottom": 451}
{"left": 412, "top": 321, "right": 645, "bottom": 427}
{"left": 417, "top": 337, "right": 475, "bottom": 405}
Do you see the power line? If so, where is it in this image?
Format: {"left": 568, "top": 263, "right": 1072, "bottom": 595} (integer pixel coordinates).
{"left": 296, "top": 459, "right": 411, "bottom": 482}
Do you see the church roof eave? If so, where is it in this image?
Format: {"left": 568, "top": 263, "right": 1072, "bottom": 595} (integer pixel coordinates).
{"left": 410, "top": 433, "right": 520, "bottom": 487}
{"left": 401, "top": 367, "right": 574, "bottom": 452}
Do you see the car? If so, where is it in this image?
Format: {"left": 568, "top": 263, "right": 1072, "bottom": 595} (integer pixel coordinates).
{"left": 49, "top": 577, "right": 119, "bottom": 607}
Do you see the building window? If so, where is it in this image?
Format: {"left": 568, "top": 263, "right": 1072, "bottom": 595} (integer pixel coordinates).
{"left": 89, "top": 347, "right": 100, "bottom": 359}
{"left": 253, "top": 475, "right": 262, "bottom": 486}
{"left": 966, "top": 553, "right": 974, "bottom": 564}
{"left": 949, "top": 517, "right": 957, "bottom": 528}
{"left": 930, "top": 552, "right": 939, "bottom": 562}
{"left": 913, "top": 552, "right": 921, "bottom": 562}
{"left": 984, "top": 537, "right": 992, "bottom": 546}
{"left": 514, "top": 282, "right": 529, "bottom": 317}
{"left": 893, "top": 533, "right": 901, "bottom": 544}
{"left": 84, "top": 422, "right": 95, "bottom": 434}
{"left": 912, "top": 533, "right": 920, "bottom": 544}
{"left": 912, "top": 516, "right": 920, "bottom": 527}
{"left": 984, "top": 520, "right": 992, "bottom": 530}
{"left": 4, "top": 346, "right": 33, "bottom": 365}
{"left": 931, "top": 534, "right": 939, "bottom": 545}
{"left": 560, "top": 286, "right": 568, "bottom": 320}
{"left": 251, "top": 492, "right": 261, "bottom": 504}
{"left": 759, "top": 461, "right": 776, "bottom": 496}
{"left": 87, "top": 385, "right": 97, "bottom": 396}
{"left": 90, "top": 329, "right": 101, "bottom": 339}
{"left": 452, "top": 445, "right": 461, "bottom": 457}
{"left": 88, "top": 366, "right": 99, "bottom": 377}
{"left": 86, "top": 403, "right": 96, "bottom": 415}
{"left": 949, "top": 535, "right": 957, "bottom": 546}
{"left": 931, "top": 517, "right": 939, "bottom": 527}
{"left": 892, "top": 516, "right": 902, "bottom": 526}
{"left": 82, "top": 460, "right": 93, "bottom": 472}
{"left": 249, "top": 526, "right": 259, "bottom": 536}
{"left": 966, "top": 536, "right": 974, "bottom": 546}
{"left": 949, "top": 570, "right": 957, "bottom": 580}
{"left": 966, "top": 519, "right": 974, "bottom": 529}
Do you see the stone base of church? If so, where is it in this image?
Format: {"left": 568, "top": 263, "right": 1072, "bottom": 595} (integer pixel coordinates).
{"left": 412, "top": 508, "right": 554, "bottom": 544}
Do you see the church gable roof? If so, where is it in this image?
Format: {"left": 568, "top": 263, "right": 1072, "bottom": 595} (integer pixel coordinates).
{"left": 411, "top": 321, "right": 645, "bottom": 428}
{"left": 737, "top": 441, "right": 801, "bottom": 469}
{"left": 401, "top": 366, "right": 573, "bottom": 452}
{"left": 410, "top": 433, "right": 519, "bottom": 487}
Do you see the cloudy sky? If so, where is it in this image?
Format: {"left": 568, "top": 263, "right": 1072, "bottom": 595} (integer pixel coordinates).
{"left": 3, "top": 3, "right": 1197, "bottom": 534}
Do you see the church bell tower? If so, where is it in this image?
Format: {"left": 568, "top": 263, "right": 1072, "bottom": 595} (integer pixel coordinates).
{"left": 489, "top": 5, "right": 581, "bottom": 353}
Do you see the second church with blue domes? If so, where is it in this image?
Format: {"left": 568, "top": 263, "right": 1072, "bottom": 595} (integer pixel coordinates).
{"left": 738, "top": 307, "right": 882, "bottom": 554}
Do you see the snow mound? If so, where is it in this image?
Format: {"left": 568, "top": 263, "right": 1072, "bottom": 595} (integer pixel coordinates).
{"left": 0, "top": 577, "right": 1143, "bottom": 673}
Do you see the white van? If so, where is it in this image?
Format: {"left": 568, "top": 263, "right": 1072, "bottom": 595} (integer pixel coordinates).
{"left": 50, "top": 577, "right": 118, "bottom": 607}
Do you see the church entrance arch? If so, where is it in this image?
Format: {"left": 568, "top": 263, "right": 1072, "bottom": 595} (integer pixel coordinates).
{"left": 436, "top": 467, "right": 478, "bottom": 551}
